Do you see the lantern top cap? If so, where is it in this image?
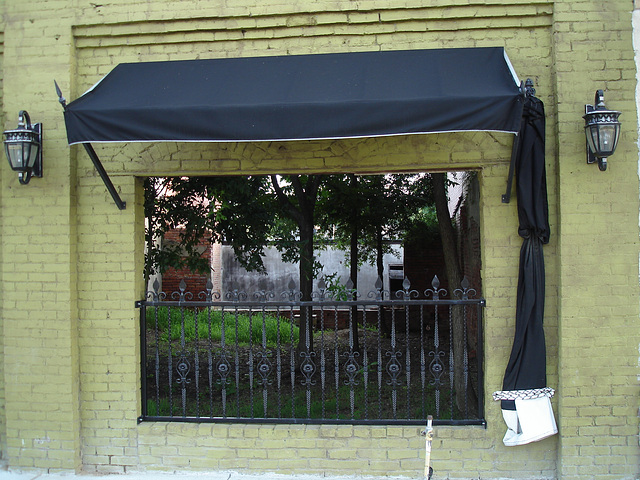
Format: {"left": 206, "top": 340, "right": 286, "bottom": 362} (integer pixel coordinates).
{"left": 594, "top": 89, "right": 606, "bottom": 110}
{"left": 583, "top": 90, "right": 621, "bottom": 126}
{"left": 4, "top": 111, "right": 39, "bottom": 136}
{"left": 584, "top": 90, "right": 621, "bottom": 116}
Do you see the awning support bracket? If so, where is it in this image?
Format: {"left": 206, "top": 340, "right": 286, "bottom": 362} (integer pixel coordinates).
{"left": 502, "top": 78, "right": 535, "bottom": 204}
{"left": 501, "top": 134, "right": 520, "bottom": 204}
{"left": 81, "top": 142, "right": 127, "bottom": 210}
{"left": 55, "top": 81, "right": 126, "bottom": 210}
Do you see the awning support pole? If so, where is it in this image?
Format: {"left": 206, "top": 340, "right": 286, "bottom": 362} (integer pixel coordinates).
{"left": 82, "top": 142, "right": 127, "bottom": 210}
{"left": 502, "top": 78, "right": 535, "bottom": 204}
{"left": 501, "top": 135, "right": 519, "bottom": 204}
{"left": 55, "top": 80, "right": 126, "bottom": 210}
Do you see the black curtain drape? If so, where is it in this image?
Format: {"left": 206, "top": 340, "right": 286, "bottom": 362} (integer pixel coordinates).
{"left": 501, "top": 95, "right": 549, "bottom": 411}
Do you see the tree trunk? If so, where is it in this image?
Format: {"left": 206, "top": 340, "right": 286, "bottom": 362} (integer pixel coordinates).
{"left": 348, "top": 175, "right": 361, "bottom": 352}
{"left": 298, "top": 218, "right": 315, "bottom": 353}
{"left": 143, "top": 177, "right": 156, "bottom": 291}
{"left": 375, "top": 223, "right": 391, "bottom": 336}
{"left": 270, "top": 175, "right": 321, "bottom": 354}
{"left": 432, "top": 173, "right": 478, "bottom": 417}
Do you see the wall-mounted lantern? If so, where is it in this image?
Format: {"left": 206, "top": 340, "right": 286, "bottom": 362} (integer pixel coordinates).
{"left": 583, "top": 90, "right": 621, "bottom": 171}
{"left": 3, "top": 110, "right": 42, "bottom": 184}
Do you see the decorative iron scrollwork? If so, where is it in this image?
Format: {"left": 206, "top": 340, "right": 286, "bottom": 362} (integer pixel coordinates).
{"left": 225, "top": 289, "right": 247, "bottom": 302}
{"left": 255, "top": 350, "right": 273, "bottom": 387}
{"left": 454, "top": 276, "right": 476, "bottom": 300}
{"left": 385, "top": 350, "right": 402, "bottom": 386}
{"left": 367, "top": 276, "right": 389, "bottom": 301}
{"left": 282, "top": 278, "right": 302, "bottom": 302}
{"left": 198, "top": 278, "right": 221, "bottom": 302}
{"left": 425, "top": 275, "right": 447, "bottom": 300}
{"left": 172, "top": 279, "right": 194, "bottom": 303}
{"left": 299, "top": 351, "right": 317, "bottom": 386}
{"left": 176, "top": 352, "right": 191, "bottom": 385}
{"left": 397, "top": 277, "right": 419, "bottom": 300}
{"left": 428, "top": 351, "right": 445, "bottom": 385}
{"left": 254, "top": 290, "right": 275, "bottom": 302}
{"left": 343, "top": 351, "right": 361, "bottom": 387}
{"left": 216, "top": 351, "right": 231, "bottom": 385}
{"left": 313, "top": 277, "right": 328, "bottom": 302}
{"left": 145, "top": 278, "right": 167, "bottom": 303}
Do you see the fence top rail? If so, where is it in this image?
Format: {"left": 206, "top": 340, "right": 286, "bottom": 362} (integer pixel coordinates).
{"left": 136, "top": 298, "right": 486, "bottom": 308}
{"left": 137, "top": 275, "right": 485, "bottom": 308}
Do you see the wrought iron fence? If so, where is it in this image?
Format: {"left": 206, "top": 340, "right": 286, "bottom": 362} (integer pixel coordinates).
{"left": 136, "top": 276, "right": 485, "bottom": 426}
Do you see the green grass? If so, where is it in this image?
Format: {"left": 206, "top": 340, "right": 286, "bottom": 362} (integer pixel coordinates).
{"left": 146, "top": 306, "right": 299, "bottom": 347}
{"left": 143, "top": 306, "right": 468, "bottom": 422}
{"left": 145, "top": 380, "right": 454, "bottom": 421}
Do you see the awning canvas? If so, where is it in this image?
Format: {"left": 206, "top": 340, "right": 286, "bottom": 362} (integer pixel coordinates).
{"left": 62, "top": 47, "right": 523, "bottom": 145}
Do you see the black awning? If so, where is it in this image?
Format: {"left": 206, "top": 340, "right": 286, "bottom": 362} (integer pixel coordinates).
{"left": 63, "top": 47, "right": 523, "bottom": 144}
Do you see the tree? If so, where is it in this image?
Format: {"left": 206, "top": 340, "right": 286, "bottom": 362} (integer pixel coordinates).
{"left": 432, "top": 172, "right": 478, "bottom": 416}
{"left": 144, "top": 177, "right": 216, "bottom": 288}
{"left": 145, "top": 174, "right": 327, "bottom": 354}
{"left": 270, "top": 174, "right": 323, "bottom": 353}
{"left": 317, "top": 173, "right": 435, "bottom": 343}
{"left": 144, "top": 176, "right": 276, "bottom": 288}
{"left": 145, "top": 172, "right": 475, "bottom": 405}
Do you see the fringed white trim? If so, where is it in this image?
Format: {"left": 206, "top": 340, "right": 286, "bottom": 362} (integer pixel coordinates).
{"left": 492, "top": 387, "right": 555, "bottom": 401}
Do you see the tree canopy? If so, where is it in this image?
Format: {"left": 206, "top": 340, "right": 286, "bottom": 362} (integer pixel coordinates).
{"left": 144, "top": 173, "right": 439, "bottom": 285}
{"left": 143, "top": 176, "right": 276, "bottom": 285}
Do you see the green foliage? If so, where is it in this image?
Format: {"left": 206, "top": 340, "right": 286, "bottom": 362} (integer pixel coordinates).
{"left": 210, "top": 176, "right": 277, "bottom": 273}
{"left": 144, "top": 176, "right": 277, "bottom": 280}
{"left": 145, "top": 173, "right": 438, "bottom": 280}
{"left": 322, "top": 273, "right": 355, "bottom": 301}
{"left": 316, "top": 173, "right": 434, "bottom": 269}
{"left": 146, "top": 306, "right": 299, "bottom": 346}
{"left": 144, "top": 177, "right": 215, "bottom": 278}
{"left": 403, "top": 205, "right": 441, "bottom": 247}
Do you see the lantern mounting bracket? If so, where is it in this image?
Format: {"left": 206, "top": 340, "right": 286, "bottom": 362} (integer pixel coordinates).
{"left": 28, "top": 123, "right": 43, "bottom": 180}
{"left": 584, "top": 102, "right": 605, "bottom": 171}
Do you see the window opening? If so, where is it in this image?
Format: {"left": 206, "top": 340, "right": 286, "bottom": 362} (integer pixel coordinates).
{"left": 138, "top": 172, "right": 484, "bottom": 425}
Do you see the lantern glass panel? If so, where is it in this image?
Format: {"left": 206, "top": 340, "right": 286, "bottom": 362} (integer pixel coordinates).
{"left": 585, "top": 121, "right": 620, "bottom": 159}
{"left": 6, "top": 143, "right": 25, "bottom": 169}
{"left": 586, "top": 124, "right": 599, "bottom": 156}
{"left": 597, "top": 124, "right": 617, "bottom": 157}
{"left": 4, "top": 130, "right": 40, "bottom": 171}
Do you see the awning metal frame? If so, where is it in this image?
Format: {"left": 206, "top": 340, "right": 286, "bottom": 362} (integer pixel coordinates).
{"left": 56, "top": 81, "right": 126, "bottom": 210}
{"left": 502, "top": 79, "right": 536, "bottom": 204}
{"left": 55, "top": 72, "right": 534, "bottom": 210}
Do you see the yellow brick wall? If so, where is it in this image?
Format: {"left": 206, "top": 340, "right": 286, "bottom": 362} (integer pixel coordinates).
{"left": 0, "top": 26, "right": 4, "bottom": 464}
{"left": 0, "top": 0, "right": 638, "bottom": 478}
{"left": 77, "top": 161, "right": 555, "bottom": 479}
{"left": 552, "top": 1, "right": 640, "bottom": 478}
{"left": 1, "top": 0, "right": 81, "bottom": 472}
{"left": 72, "top": 2, "right": 559, "bottom": 477}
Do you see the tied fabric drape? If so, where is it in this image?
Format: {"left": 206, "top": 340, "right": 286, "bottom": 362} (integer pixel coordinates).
{"left": 493, "top": 95, "right": 557, "bottom": 446}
